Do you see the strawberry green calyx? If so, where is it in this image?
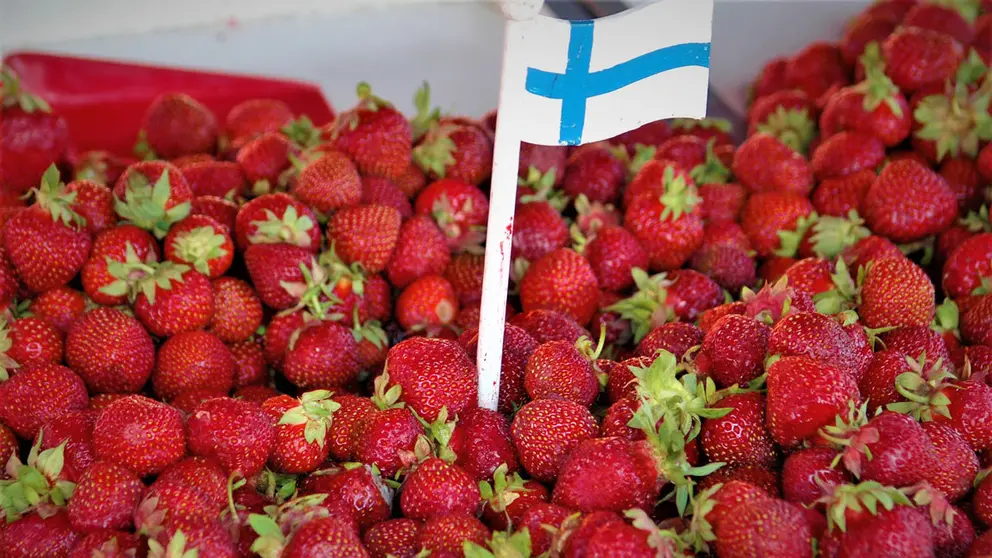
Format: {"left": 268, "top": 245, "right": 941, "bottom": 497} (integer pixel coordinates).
{"left": 817, "top": 480, "right": 912, "bottom": 533}
{"left": 658, "top": 166, "right": 701, "bottom": 221}
{"left": 886, "top": 354, "right": 955, "bottom": 421}
{"left": 811, "top": 211, "right": 871, "bottom": 259}
{"left": 416, "top": 407, "right": 458, "bottom": 463}
{"left": 110, "top": 259, "right": 189, "bottom": 306}
{"left": 430, "top": 193, "right": 487, "bottom": 253}
{"left": 281, "top": 259, "right": 342, "bottom": 320}
{"left": 148, "top": 530, "right": 198, "bottom": 558}
{"left": 255, "top": 469, "right": 298, "bottom": 505}
{"left": 813, "top": 259, "right": 859, "bottom": 315}
{"left": 855, "top": 42, "right": 903, "bottom": 117}
{"left": 0, "top": 436, "right": 75, "bottom": 522}
{"left": 278, "top": 390, "right": 342, "bottom": 448}
{"left": 902, "top": 482, "right": 957, "bottom": 527}
{"left": 248, "top": 513, "right": 286, "bottom": 558}
{"left": 570, "top": 223, "right": 589, "bottom": 255}
{"left": 281, "top": 116, "right": 322, "bottom": 149}
{"left": 817, "top": 402, "right": 878, "bottom": 477}
{"left": 774, "top": 212, "right": 819, "bottom": 258}
{"left": 133, "top": 130, "right": 157, "bottom": 161}
{"left": 412, "top": 129, "right": 457, "bottom": 179}
{"left": 574, "top": 327, "right": 607, "bottom": 362}
{"left": 755, "top": 106, "right": 816, "bottom": 155}
{"left": 959, "top": 205, "right": 992, "bottom": 232}
{"left": 606, "top": 268, "right": 675, "bottom": 343}
{"left": 689, "top": 139, "right": 731, "bottom": 185}
{"left": 33, "top": 165, "right": 86, "bottom": 229}
{"left": 410, "top": 81, "right": 443, "bottom": 142}
{"left": 518, "top": 167, "right": 567, "bottom": 212}
{"left": 172, "top": 226, "right": 228, "bottom": 276}
{"left": 97, "top": 242, "right": 158, "bottom": 301}
{"left": 574, "top": 194, "right": 619, "bottom": 235}
{"left": 250, "top": 206, "right": 316, "bottom": 248}
{"left": 0, "top": 66, "right": 51, "bottom": 113}
{"left": 352, "top": 317, "right": 389, "bottom": 350}
{"left": 685, "top": 483, "right": 728, "bottom": 553}
{"left": 625, "top": 508, "right": 687, "bottom": 556}
{"left": 320, "top": 244, "right": 367, "bottom": 298}
{"left": 251, "top": 493, "right": 332, "bottom": 558}
{"left": 479, "top": 464, "right": 528, "bottom": 514}
{"left": 0, "top": 320, "right": 20, "bottom": 382}
{"left": 114, "top": 170, "right": 191, "bottom": 239}
{"left": 463, "top": 527, "right": 532, "bottom": 558}
{"left": 610, "top": 143, "right": 657, "bottom": 180}
{"left": 932, "top": 299, "right": 960, "bottom": 335}
{"left": 355, "top": 81, "right": 392, "bottom": 112}
{"left": 371, "top": 371, "right": 405, "bottom": 411}
{"left": 742, "top": 275, "right": 803, "bottom": 325}
{"left": 914, "top": 53, "right": 992, "bottom": 161}
{"left": 671, "top": 117, "right": 732, "bottom": 133}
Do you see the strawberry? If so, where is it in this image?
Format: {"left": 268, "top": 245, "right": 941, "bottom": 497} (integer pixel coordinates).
{"left": 701, "top": 391, "right": 777, "bottom": 469}
{"left": 400, "top": 456, "right": 480, "bottom": 520}
{"left": 206, "top": 277, "right": 263, "bottom": 344}
{"left": 839, "top": 12, "right": 899, "bottom": 66}
{"left": 66, "top": 179, "right": 117, "bottom": 235}
{"left": 67, "top": 460, "right": 144, "bottom": 533}
{"left": 940, "top": 155, "right": 983, "bottom": 210}
{"left": 732, "top": 133, "right": 815, "bottom": 195}
{"left": 923, "top": 421, "right": 978, "bottom": 502}
{"left": 163, "top": 214, "right": 233, "bottom": 278}
{"left": 154, "top": 456, "right": 228, "bottom": 511}
{"left": 223, "top": 97, "right": 293, "bottom": 144}
{"left": 747, "top": 89, "right": 816, "bottom": 149}
{"left": 244, "top": 244, "right": 318, "bottom": 310}
{"left": 189, "top": 197, "right": 236, "bottom": 234}
{"left": 235, "top": 192, "right": 320, "bottom": 251}
{"left": 782, "top": 447, "right": 851, "bottom": 506}
{"left": 859, "top": 350, "right": 946, "bottom": 413}
{"left": 6, "top": 315, "right": 62, "bottom": 369}
{"left": 72, "top": 149, "right": 133, "bottom": 186}
{"left": 512, "top": 199, "right": 569, "bottom": 264}
{"left": 962, "top": 294, "right": 992, "bottom": 345}
{"left": 113, "top": 163, "right": 193, "bottom": 243}
{"left": 883, "top": 25, "right": 964, "bottom": 92}
{"left": 413, "top": 117, "right": 493, "bottom": 186}
{"left": 581, "top": 224, "right": 649, "bottom": 293}
{"left": 387, "top": 215, "right": 451, "bottom": 289}
{"left": 694, "top": 314, "right": 770, "bottom": 387}
{"left": 654, "top": 134, "right": 709, "bottom": 171}
{"left": 750, "top": 56, "right": 790, "bottom": 100}
{"left": 362, "top": 175, "right": 413, "bottom": 218}
{"left": 933, "top": 379, "right": 992, "bottom": 450}
{"left": 1, "top": 66, "right": 70, "bottom": 196}
{"left": 689, "top": 244, "right": 756, "bottom": 293}
{"left": 821, "top": 409, "right": 935, "bottom": 486}
{"left": 510, "top": 308, "right": 591, "bottom": 345}
{"left": 327, "top": 82, "right": 412, "bottom": 180}
{"left": 912, "top": 52, "right": 992, "bottom": 163}
{"left": 151, "top": 521, "right": 237, "bottom": 557}
{"left": 768, "top": 311, "right": 865, "bottom": 378}
{"left": 672, "top": 117, "right": 736, "bottom": 146}
{"left": 3, "top": 166, "right": 91, "bottom": 293}
{"left": 811, "top": 130, "right": 886, "bottom": 181}
{"left": 881, "top": 326, "right": 951, "bottom": 363}
{"left": 382, "top": 337, "right": 476, "bottom": 422}
{"left": 0, "top": 360, "right": 87, "bottom": 439}
{"left": 634, "top": 321, "right": 704, "bottom": 360}
{"left": 65, "top": 307, "right": 155, "bottom": 394}
{"left": 181, "top": 160, "right": 247, "bottom": 198}
{"left": 563, "top": 143, "right": 625, "bottom": 203}
{"left": 460, "top": 323, "right": 539, "bottom": 414}
{"left": 229, "top": 341, "right": 266, "bottom": 388}
{"left": 904, "top": 3, "right": 977, "bottom": 45}
{"left": 510, "top": 398, "right": 598, "bottom": 482}
{"left": 116, "top": 260, "right": 214, "bottom": 337}
{"left": 139, "top": 93, "right": 218, "bottom": 159}
{"left": 766, "top": 356, "right": 860, "bottom": 448}
{"left": 519, "top": 248, "right": 599, "bottom": 327}
{"left": 70, "top": 531, "right": 141, "bottom": 557}
{"left": 447, "top": 407, "right": 518, "bottom": 481}
{"left": 187, "top": 396, "right": 274, "bottom": 477}
{"left": 394, "top": 274, "right": 459, "bottom": 334}
{"left": 82, "top": 225, "right": 160, "bottom": 306}
{"left": 92, "top": 395, "right": 186, "bottom": 477}
{"left": 356, "top": 384, "right": 424, "bottom": 477}
{"left": 292, "top": 150, "right": 363, "bottom": 214}
{"left": 860, "top": 256, "right": 936, "bottom": 328}
{"left": 262, "top": 390, "right": 338, "bottom": 474}
{"left": 153, "top": 330, "right": 234, "bottom": 401}
{"left": 326, "top": 204, "right": 402, "bottom": 274}
{"left": 236, "top": 131, "right": 295, "bottom": 193}
{"left": 811, "top": 168, "right": 875, "bottom": 217}
{"left": 29, "top": 286, "right": 85, "bottom": 332}
{"left": 417, "top": 514, "right": 489, "bottom": 557}
{"left": 714, "top": 498, "right": 813, "bottom": 558}
{"left": 943, "top": 232, "right": 992, "bottom": 298}
{"left": 865, "top": 159, "right": 960, "bottom": 244}
{"left": 283, "top": 320, "right": 362, "bottom": 389}
{"left": 414, "top": 178, "right": 488, "bottom": 252}
{"left": 819, "top": 497, "right": 933, "bottom": 556}
{"left": 524, "top": 336, "right": 603, "bottom": 408}
{"left": 298, "top": 465, "right": 392, "bottom": 529}
{"left": 740, "top": 191, "right": 815, "bottom": 258}
{"left": 785, "top": 41, "right": 851, "bottom": 102}
{"left": 0, "top": 511, "right": 81, "bottom": 557}
{"left": 363, "top": 518, "right": 422, "bottom": 558}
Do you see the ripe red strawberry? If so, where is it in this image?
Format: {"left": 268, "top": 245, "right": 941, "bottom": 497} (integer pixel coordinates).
{"left": 394, "top": 274, "right": 459, "bottom": 334}
{"left": 187, "top": 396, "right": 274, "bottom": 477}
{"left": 751, "top": 56, "right": 790, "bottom": 99}
{"left": 904, "top": 3, "right": 976, "bottom": 44}
{"left": 460, "top": 323, "right": 539, "bottom": 413}
{"left": 283, "top": 320, "right": 362, "bottom": 389}
{"left": 446, "top": 407, "right": 519, "bottom": 481}
{"left": 327, "top": 82, "right": 412, "bottom": 180}
{"left": 842, "top": 234, "right": 904, "bottom": 272}
{"left": 244, "top": 244, "right": 317, "bottom": 310}
{"left": 0, "top": 362, "right": 88, "bottom": 438}
{"left": 811, "top": 168, "right": 875, "bottom": 218}
{"left": 154, "top": 457, "right": 227, "bottom": 512}
{"left": 582, "top": 224, "right": 649, "bottom": 292}
{"left": 67, "top": 460, "right": 144, "bottom": 533}
{"left": 701, "top": 391, "right": 777, "bottom": 469}
{"left": 382, "top": 336, "right": 476, "bottom": 422}
{"left": 933, "top": 379, "right": 992, "bottom": 450}
{"left": 414, "top": 178, "right": 489, "bottom": 252}
{"left": 236, "top": 131, "right": 294, "bottom": 192}
{"left": 6, "top": 315, "right": 62, "bottom": 369}
{"left": 714, "top": 498, "right": 813, "bottom": 558}
{"left": 69, "top": 531, "right": 141, "bottom": 557}
{"left": 118, "top": 261, "right": 214, "bottom": 337}
{"left": 785, "top": 41, "right": 851, "bottom": 102}
{"left": 1, "top": 510, "right": 81, "bottom": 557}
{"left": 689, "top": 244, "right": 756, "bottom": 293}
{"left": 607, "top": 269, "right": 722, "bottom": 335}
{"left": 153, "top": 330, "right": 234, "bottom": 401}
{"left": 694, "top": 314, "right": 770, "bottom": 387}
{"left": 860, "top": 256, "right": 935, "bottom": 329}
{"left": 262, "top": 390, "right": 338, "bottom": 474}
{"left": 883, "top": 26, "right": 964, "bottom": 92}
{"left": 65, "top": 307, "right": 155, "bottom": 394}
{"left": 292, "top": 150, "right": 363, "bottom": 214}
{"left": 943, "top": 232, "right": 992, "bottom": 298}
{"left": 562, "top": 143, "right": 625, "bottom": 203}
{"left": 963, "top": 294, "right": 992, "bottom": 345}
{"left": 881, "top": 326, "right": 950, "bottom": 363}
{"left": 512, "top": 200, "right": 569, "bottom": 264}
{"left": 781, "top": 447, "right": 850, "bottom": 506}
{"left": 3, "top": 166, "right": 92, "bottom": 293}
{"left": 550, "top": 437, "right": 662, "bottom": 515}
{"left": 139, "top": 92, "right": 217, "bottom": 159}
{"left": 150, "top": 520, "right": 238, "bottom": 557}
{"left": 823, "top": 410, "right": 935, "bottom": 486}
{"left": 811, "top": 131, "right": 886, "bottom": 181}
{"left": 326, "top": 204, "right": 401, "bottom": 274}
{"left": 72, "top": 150, "right": 134, "bottom": 189}
{"left": 766, "top": 356, "right": 860, "bottom": 448}
{"left": 863, "top": 161, "right": 957, "bottom": 242}
{"left": 387, "top": 215, "right": 451, "bottom": 289}
{"left": 1, "top": 66, "right": 70, "bottom": 193}
{"left": 634, "top": 321, "right": 703, "bottom": 360}
{"left": 400, "top": 457, "right": 480, "bottom": 520}
{"left": 224, "top": 98, "right": 293, "bottom": 144}
{"left": 858, "top": 350, "right": 944, "bottom": 413}
{"left": 163, "top": 214, "right": 233, "bottom": 278}
{"left": 923, "top": 421, "right": 978, "bottom": 501}
{"left": 112, "top": 161, "right": 193, "bottom": 239}
{"left": 363, "top": 518, "right": 422, "bottom": 558}
{"left": 768, "top": 311, "right": 865, "bottom": 378}
{"left": 235, "top": 192, "right": 320, "bottom": 251}
{"left": 624, "top": 167, "right": 704, "bottom": 271}
{"left": 206, "top": 277, "right": 263, "bottom": 344}
{"left": 510, "top": 398, "right": 598, "bottom": 482}
{"left": 65, "top": 179, "right": 117, "bottom": 236}
{"left": 414, "top": 119, "right": 493, "bottom": 186}
{"left": 510, "top": 308, "right": 591, "bottom": 345}
{"left": 820, "top": 500, "right": 934, "bottom": 556}
{"left": 416, "top": 514, "right": 489, "bottom": 557}
{"left": 361, "top": 175, "right": 413, "bottom": 217}
{"left": 82, "top": 224, "right": 160, "bottom": 306}
{"left": 318, "top": 395, "right": 372, "bottom": 462}
{"left": 732, "top": 132, "right": 815, "bottom": 195}
{"left": 29, "top": 286, "right": 85, "bottom": 332}
{"left": 356, "top": 402, "right": 423, "bottom": 478}
{"left": 740, "top": 191, "right": 815, "bottom": 258}
{"left": 229, "top": 340, "right": 266, "bottom": 388}
{"left": 519, "top": 248, "right": 599, "bottom": 326}
{"left": 940, "top": 156, "right": 982, "bottom": 210}
{"left": 92, "top": 395, "right": 186, "bottom": 477}
{"left": 524, "top": 337, "right": 602, "bottom": 408}
{"left": 181, "top": 160, "right": 247, "bottom": 198}
{"left": 297, "top": 464, "right": 391, "bottom": 530}
{"left": 747, "top": 89, "right": 815, "bottom": 146}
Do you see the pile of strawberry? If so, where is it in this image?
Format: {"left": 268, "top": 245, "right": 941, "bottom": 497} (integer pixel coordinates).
{"left": 2, "top": 1, "right": 992, "bottom": 556}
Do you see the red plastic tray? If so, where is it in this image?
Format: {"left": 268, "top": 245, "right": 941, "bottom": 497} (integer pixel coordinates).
{"left": 3, "top": 51, "right": 335, "bottom": 158}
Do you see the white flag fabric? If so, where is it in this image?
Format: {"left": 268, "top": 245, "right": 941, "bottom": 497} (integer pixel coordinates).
{"left": 500, "top": 0, "right": 714, "bottom": 146}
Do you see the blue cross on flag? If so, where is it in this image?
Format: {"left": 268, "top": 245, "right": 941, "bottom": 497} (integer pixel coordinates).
{"left": 500, "top": 0, "right": 714, "bottom": 146}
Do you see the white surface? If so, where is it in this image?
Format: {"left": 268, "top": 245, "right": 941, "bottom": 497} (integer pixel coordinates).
{"left": 1, "top": 0, "right": 870, "bottom": 120}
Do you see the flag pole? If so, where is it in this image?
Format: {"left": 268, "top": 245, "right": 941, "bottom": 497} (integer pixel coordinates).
{"left": 477, "top": 0, "right": 544, "bottom": 411}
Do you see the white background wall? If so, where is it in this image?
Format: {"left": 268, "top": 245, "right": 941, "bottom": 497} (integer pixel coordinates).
{"left": 0, "top": 0, "right": 870, "bottom": 118}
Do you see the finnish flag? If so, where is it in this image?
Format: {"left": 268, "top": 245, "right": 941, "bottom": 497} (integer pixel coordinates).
{"left": 500, "top": 0, "right": 714, "bottom": 146}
